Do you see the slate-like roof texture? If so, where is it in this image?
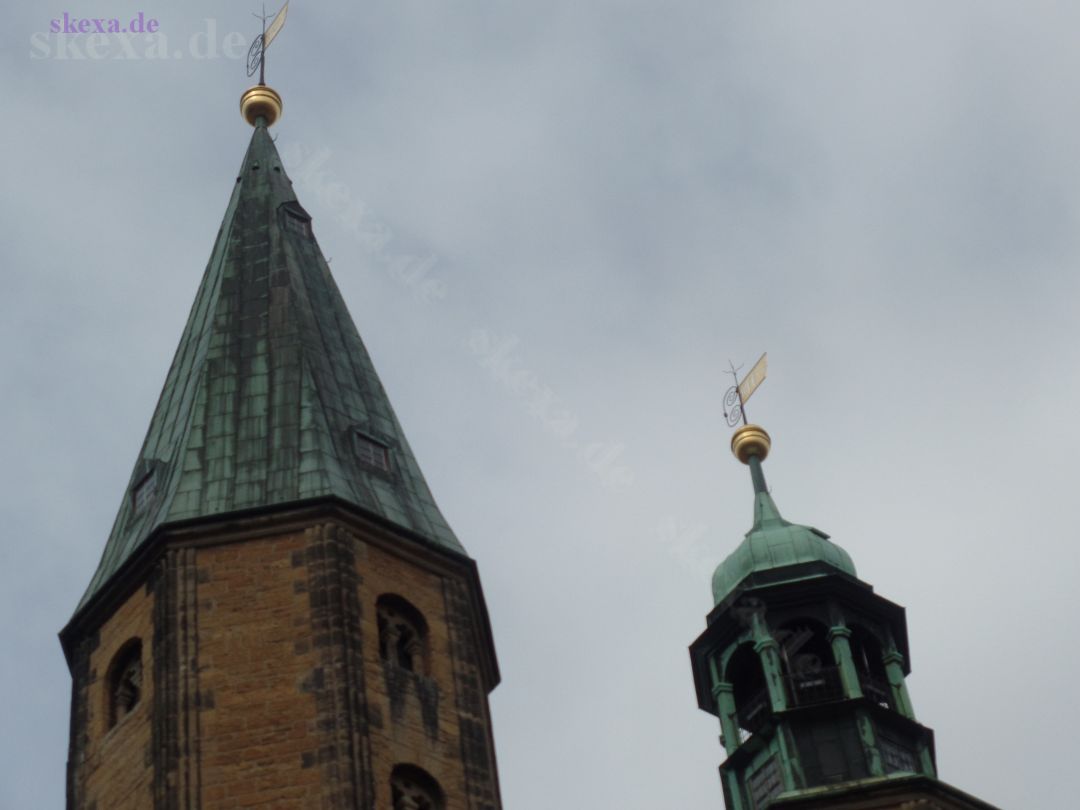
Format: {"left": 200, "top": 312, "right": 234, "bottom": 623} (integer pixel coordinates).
{"left": 77, "top": 122, "right": 464, "bottom": 611}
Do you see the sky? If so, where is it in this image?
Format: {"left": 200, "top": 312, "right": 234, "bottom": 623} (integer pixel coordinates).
{"left": 2, "top": 1, "right": 1078, "bottom": 807}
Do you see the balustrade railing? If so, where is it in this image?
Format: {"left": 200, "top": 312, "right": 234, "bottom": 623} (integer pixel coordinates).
{"left": 736, "top": 687, "right": 772, "bottom": 737}
{"left": 858, "top": 672, "right": 893, "bottom": 708}
{"left": 784, "top": 665, "right": 845, "bottom": 706}
{"left": 731, "top": 666, "right": 897, "bottom": 749}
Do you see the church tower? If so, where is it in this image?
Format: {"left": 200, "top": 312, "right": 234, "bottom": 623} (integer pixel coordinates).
{"left": 689, "top": 424, "right": 1000, "bottom": 810}
{"left": 60, "top": 83, "right": 501, "bottom": 810}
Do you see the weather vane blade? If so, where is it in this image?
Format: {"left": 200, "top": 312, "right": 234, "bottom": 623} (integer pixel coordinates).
{"left": 723, "top": 352, "right": 768, "bottom": 427}
{"left": 737, "top": 352, "right": 768, "bottom": 406}
{"left": 247, "top": 1, "right": 289, "bottom": 82}
{"left": 263, "top": 1, "right": 289, "bottom": 49}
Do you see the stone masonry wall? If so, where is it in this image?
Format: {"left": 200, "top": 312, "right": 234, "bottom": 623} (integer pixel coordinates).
{"left": 72, "top": 578, "right": 155, "bottom": 809}
{"left": 67, "top": 515, "right": 500, "bottom": 810}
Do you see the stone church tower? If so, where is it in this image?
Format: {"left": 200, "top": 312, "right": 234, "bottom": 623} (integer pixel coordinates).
{"left": 60, "top": 86, "right": 501, "bottom": 810}
{"left": 689, "top": 425, "right": 1000, "bottom": 810}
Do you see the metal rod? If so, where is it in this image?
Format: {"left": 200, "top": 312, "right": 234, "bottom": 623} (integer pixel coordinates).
{"left": 729, "top": 360, "right": 748, "bottom": 426}
{"left": 259, "top": 5, "right": 266, "bottom": 85}
{"left": 749, "top": 455, "right": 768, "bottom": 495}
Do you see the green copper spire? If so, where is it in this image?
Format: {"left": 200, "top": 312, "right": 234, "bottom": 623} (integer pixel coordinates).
{"left": 712, "top": 426, "right": 856, "bottom": 604}
{"left": 77, "top": 121, "right": 463, "bottom": 612}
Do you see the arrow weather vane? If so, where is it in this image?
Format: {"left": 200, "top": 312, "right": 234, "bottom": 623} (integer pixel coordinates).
{"left": 723, "top": 352, "right": 768, "bottom": 428}
{"left": 247, "top": 1, "right": 289, "bottom": 84}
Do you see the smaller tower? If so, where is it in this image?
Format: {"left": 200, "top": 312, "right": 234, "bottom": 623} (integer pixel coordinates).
{"left": 689, "top": 424, "right": 1000, "bottom": 809}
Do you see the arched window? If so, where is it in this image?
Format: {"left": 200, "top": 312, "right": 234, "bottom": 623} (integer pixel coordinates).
{"left": 776, "top": 619, "right": 835, "bottom": 675}
{"left": 391, "top": 764, "right": 444, "bottom": 810}
{"left": 107, "top": 639, "right": 143, "bottom": 728}
{"left": 725, "top": 643, "right": 769, "bottom": 739}
{"left": 850, "top": 625, "right": 892, "bottom": 708}
{"left": 377, "top": 595, "right": 429, "bottom": 674}
{"left": 776, "top": 619, "right": 842, "bottom": 706}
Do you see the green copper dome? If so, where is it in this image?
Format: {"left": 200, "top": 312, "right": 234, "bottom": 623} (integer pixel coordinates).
{"left": 711, "top": 482, "right": 856, "bottom": 605}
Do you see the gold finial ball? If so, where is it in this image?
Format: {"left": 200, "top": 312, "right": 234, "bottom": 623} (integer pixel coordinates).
{"left": 240, "top": 85, "right": 283, "bottom": 127}
{"left": 731, "top": 424, "right": 771, "bottom": 465}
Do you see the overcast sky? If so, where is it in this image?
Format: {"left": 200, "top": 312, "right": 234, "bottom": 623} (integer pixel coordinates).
{"left": 3, "top": 2, "right": 1078, "bottom": 807}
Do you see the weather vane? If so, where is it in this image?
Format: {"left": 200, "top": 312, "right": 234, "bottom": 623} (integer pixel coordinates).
{"left": 723, "top": 352, "right": 768, "bottom": 427}
{"left": 247, "top": 1, "right": 290, "bottom": 84}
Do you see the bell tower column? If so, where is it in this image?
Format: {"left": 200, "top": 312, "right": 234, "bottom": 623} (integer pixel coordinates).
{"left": 884, "top": 648, "right": 917, "bottom": 720}
{"left": 828, "top": 625, "right": 864, "bottom": 700}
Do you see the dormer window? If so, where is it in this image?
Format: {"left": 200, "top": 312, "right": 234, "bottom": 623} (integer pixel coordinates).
{"left": 284, "top": 210, "right": 311, "bottom": 237}
{"left": 353, "top": 432, "right": 391, "bottom": 474}
{"left": 132, "top": 470, "right": 157, "bottom": 514}
{"left": 281, "top": 201, "right": 313, "bottom": 238}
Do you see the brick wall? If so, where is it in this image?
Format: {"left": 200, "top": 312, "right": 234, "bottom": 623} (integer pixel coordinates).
{"left": 74, "top": 580, "right": 155, "bottom": 808}
{"left": 67, "top": 513, "right": 501, "bottom": 810}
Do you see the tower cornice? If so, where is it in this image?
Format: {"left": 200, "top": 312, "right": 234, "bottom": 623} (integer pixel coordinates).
{"left": 61, "top": 496, "right": 501, "bottom": 692}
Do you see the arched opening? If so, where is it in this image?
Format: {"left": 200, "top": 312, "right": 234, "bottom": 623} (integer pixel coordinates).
{"left": 850, "top": 625, "right": 892, "bottom": 708}
{"left": 106, "top": 639, "right": 143, "bottom": 729}
{"left": 726, "top": 643, "right": 770, "bottom": 740}
{"left": 776, "top": 619, "right": 842, "bottom": 706}
{"left": 377, "top": 595, "right": 429, "bottom": 675}
{"left": 391, "top": 764, "right": 444, "bottom": 810}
